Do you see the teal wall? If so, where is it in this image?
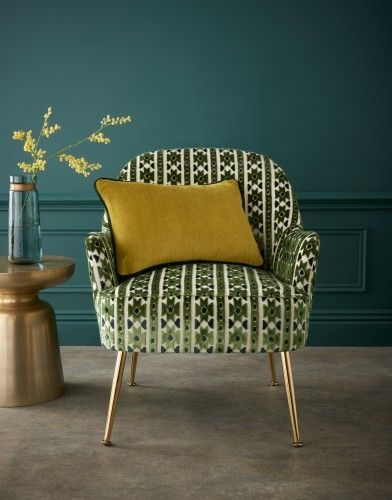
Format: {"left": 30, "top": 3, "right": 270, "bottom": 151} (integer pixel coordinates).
{"left": 0, "top": 1, "right": 391, "bottom": 345}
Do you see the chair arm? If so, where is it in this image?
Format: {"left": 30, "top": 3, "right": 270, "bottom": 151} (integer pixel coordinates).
{"left": 272, "top": 226, "right": 320, "bottom": 297}
{"left": 85, "top": 231, "right": 119, "bottom": 299}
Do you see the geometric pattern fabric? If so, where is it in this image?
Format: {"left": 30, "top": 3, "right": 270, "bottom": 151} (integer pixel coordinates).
{"left": 86, "top": 148, "right": 320, "bottom": 353}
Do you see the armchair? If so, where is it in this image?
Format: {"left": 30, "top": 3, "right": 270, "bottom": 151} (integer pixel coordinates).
{"left": 86, "top": 148, "right": 320, "bottom": 447}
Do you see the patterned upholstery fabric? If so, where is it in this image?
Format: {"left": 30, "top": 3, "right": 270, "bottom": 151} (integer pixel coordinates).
{"left": 86, "top": 148, "right": 320, "bottom": 353}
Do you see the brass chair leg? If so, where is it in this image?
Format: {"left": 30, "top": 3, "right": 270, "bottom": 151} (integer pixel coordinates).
{"left": 127, "top": 352, "right": 139, "bottom": 387}
{"left": 281, "top": 352, "right": 303, "bottom": 447}
{"left": 101, "top": 351, "right": 127, "bottom": 446}
{"left": 268, "top": 352, "right": 279, "bottom": 386}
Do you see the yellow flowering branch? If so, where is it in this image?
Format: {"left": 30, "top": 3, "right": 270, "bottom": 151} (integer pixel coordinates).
{"left": 58, "top": 154, "right": 102, "bottom": 177}
{"left": 12, "top": 107, "right": 132, "bottom": 178}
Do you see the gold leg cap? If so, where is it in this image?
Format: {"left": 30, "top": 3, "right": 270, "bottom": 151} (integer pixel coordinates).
{"left": 270, "top": 381, "right": 279, "bottom": 386}
{"left": 101, "top": 440, "right": 113, "bottom": 446}
{"left": 127, "top": 381, "right": 137, "bottom": 387}
{"left": 292, "top": 441, "right": 303, "bottom": 448}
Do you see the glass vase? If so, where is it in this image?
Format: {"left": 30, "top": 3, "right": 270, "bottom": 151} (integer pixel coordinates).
{"left": 8, "top": 175, "right": 43, "bottom": 264}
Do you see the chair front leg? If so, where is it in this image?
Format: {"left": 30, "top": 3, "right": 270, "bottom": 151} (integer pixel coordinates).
{"left": 127, "top": 352, "right": 139, "bottom": 387}
{"left": 268, "top": 352, "right": 279, "bottom": 386}
{"left": 102, "top": 351, "right": 127, "bottom": 446}
{"left": 281, "top": 352, "right": 303, "bottom": 447}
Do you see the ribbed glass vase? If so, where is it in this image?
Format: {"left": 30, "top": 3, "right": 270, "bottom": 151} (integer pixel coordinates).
{"left": 8, "top": 175, "right": 43, "bottom": 264}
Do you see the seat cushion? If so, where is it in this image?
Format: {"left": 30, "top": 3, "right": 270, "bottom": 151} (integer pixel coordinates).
{"left": 95, "top": 262, "right": 311, "bottom": 353}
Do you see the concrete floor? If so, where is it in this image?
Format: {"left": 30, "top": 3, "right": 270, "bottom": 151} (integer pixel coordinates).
{"left": 0, "top": 348, "right": 391, "bottom": 499}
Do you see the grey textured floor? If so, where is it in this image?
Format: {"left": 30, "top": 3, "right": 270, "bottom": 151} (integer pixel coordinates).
{"left": 0, "top": 347, "right": 391, "bottom": 499}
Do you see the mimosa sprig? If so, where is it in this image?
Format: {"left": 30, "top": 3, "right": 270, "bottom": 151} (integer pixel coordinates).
{"left": 12, "top": 107, "right": 132, "bottom": 180}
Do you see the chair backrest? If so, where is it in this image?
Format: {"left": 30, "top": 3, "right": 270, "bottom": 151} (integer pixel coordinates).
{"left": 102, "top": 148, "right": 302, "bottom": 270}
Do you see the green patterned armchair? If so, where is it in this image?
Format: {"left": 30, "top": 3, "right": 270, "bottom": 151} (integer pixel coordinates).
{"left": 85, "top": 148, "right": 320, "bottom": 447}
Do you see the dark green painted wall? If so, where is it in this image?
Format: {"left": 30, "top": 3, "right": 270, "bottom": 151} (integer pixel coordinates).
{"left": 0, "top": 1, "right": 391, "bottom": 345}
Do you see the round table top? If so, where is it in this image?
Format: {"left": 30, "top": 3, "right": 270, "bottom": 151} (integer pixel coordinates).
{"left": 0, "top": 256, "right": 75, "bottom": 291}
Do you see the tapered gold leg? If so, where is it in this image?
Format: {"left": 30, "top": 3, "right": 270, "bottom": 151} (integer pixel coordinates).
{"left": 101, "top": 351, "right": 127, "bottom": 446}
{"left": 281, "top": 352, "right": 303, "bottom": 447}
{"left": 268, "top": 352, "right": 279, "bottom": 386}
{"left": 127, "top": 352, "right": 139, "bottom": 387}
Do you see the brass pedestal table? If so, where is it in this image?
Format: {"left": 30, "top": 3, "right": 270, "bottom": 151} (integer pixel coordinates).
{"left": 0, "top": 256, "right": 75, "bottom": 407}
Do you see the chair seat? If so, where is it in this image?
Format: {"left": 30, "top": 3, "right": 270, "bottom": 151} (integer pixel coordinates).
{"left": 95, "top": 262, "right": 310, "bottom": 353}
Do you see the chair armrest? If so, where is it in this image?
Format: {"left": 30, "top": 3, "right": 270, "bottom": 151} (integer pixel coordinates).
{"left": 272, "top": 226, "right": 320, "bottom": 297}
{"left": 85, "top": 231, "right": 119, "bottom": 299}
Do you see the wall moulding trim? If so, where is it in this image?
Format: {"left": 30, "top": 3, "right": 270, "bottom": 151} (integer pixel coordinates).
{"left": 297, "top": 192, "right": 392, "bottom": 210}
{"left": 314, "top": 227, "right": 367, "bottom": 293}
{"left": 311, "top": 309, "right": 392, "bottom": 323}
{"left": 41, "top": 226, "right": 368, "bottom": 295}
{"left": 41, "top": 285, "right": 90, "bottom": 294}
{"left": 0, "top": 228, "right": 93, "bottom": 237}
{"left": 0, "top": 226, "right": 369, "bottom": 295}
{"left": 1, "top": 192, "right": 392, "bottom": 211}
{"left": 0, "top": 196, "right": 102, "bottom": 212}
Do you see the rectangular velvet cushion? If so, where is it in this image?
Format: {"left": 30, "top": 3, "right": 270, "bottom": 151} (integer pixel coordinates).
{"left": 95, "top": 178, "right": 263, "bottom": 276}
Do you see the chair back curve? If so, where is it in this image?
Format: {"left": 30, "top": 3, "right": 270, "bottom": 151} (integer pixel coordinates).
{"left": 101, "top": 148, "right": 302, "bottom": 270}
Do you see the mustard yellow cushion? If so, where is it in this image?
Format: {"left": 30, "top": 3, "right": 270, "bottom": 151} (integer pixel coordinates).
{"left": 95, "top": 178, "right": 263, "bottom": 276}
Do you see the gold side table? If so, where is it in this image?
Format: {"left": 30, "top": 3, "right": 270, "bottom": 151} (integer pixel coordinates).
{"left": 0, "top": 255, "right": 75, "bottom": 407}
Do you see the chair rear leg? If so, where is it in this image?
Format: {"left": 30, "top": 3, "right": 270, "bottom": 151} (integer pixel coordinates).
{"left": 281, "top": 352, "right": 303, "bottom": 447}
{"left": 102, "top": 351, "right": 127, "bottom": 446}
{"left": 127, "top": 352, "right": 139, "bottom": 387}
{"left": 268, "top": 352, "right": 279, "bottom": 386}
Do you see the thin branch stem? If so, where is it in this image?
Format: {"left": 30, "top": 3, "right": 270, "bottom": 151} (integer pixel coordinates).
{"left": 45, "top": 125, "right": 105, "bottom": 160}
{"left": 35, "top": 118, "right": 45, "bottom": 153}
